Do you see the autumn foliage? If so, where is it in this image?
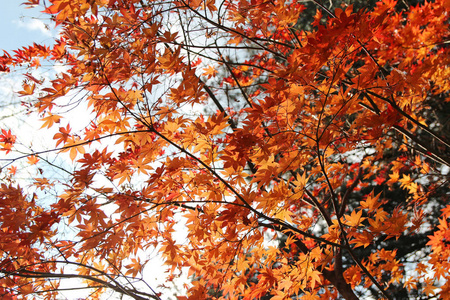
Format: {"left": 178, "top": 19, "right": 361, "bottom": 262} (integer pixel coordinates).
{"left": 0, "top": 0, "right": 449, "bottom": 299}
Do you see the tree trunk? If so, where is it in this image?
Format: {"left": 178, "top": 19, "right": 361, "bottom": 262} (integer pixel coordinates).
{"left": 322, "top": 269, "right": 359, "bottom": 300}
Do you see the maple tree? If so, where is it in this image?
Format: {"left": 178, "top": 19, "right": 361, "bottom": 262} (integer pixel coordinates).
{"left": 0, "top": 0, "right": 449, "bottom": 299}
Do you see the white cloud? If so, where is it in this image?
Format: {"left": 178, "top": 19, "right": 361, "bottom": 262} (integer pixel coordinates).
{"left": 13, "top": 18, "right": 52, "bottom": 37}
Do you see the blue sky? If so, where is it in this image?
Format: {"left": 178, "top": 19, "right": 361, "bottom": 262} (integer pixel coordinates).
{"left": 1, "top": 2, "right": 56, "bottom": 53}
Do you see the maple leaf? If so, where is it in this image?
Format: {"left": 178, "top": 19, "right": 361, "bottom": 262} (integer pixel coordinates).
{"left": 18, "top": 82, "right": 35, "bottom": 96}
{"left": 343, "top": 210, "right": 366, "bottom": 227}
{"left": 308, "top": 270, "right": 323, "bottom": 290}
{"left": 62, "top": 136, "right": 85, "bottom": 161}
{"left": 27, "top": 155, "right": 39, "bottom": 165}
{"left": 349, "top": 230, "right": 374, "bottom": 248}
{"left": 40, "top": 113, "right": 61, "bottom": 129}
{"left": 360, "top": 191, "right": 383, "bottom": 211}
{"left": 125, "top": 258, "right": 143, "bottom": 277}
{"left": 422, "top": 279, "right": 437, "bottom": 296}
{"left": 386, "top": 171, "right": 399, "bottom": 184}
{"left": 227, "top": 34, "right": 243, "bottom": 45}
{"left": 8, "top": 166, "right": 17, "bottom": 175}
{"left": 0, "top": 129, "right": 16, "bottom": 154}
{"left": 34, "top": 177, "right": 53, "bottom": 190}
{"left": 53, "top": 124, "right": 71, "bottom": 147}
{"left": 398, "top": 174, "right": 412, "bottom": 188}
{"left": 203, "top": 65, "right": 218, "bottom": 79}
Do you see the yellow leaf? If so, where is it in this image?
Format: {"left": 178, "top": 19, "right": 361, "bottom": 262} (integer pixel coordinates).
{"left": 360, "top": 191, "right": 383, "bottom": 210}
{"left": 343, "top": 210, "right": 365, "bottom": 227}
{"left": 202, "top": 65, "right": 217, "bottom": 79}
{"left": 40, "top": 113, "right": 61, "bottom": 129}
{"left": 309, "top": 270, "right": 322, "bottom": 290}
{"left": 227, "top": 35, "right": 243, "bottom": 45}
{"left": 398, "top": 174, "right": 412, "bottom": 188}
